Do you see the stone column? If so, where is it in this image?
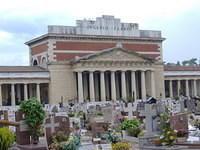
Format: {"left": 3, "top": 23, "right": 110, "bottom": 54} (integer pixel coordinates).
{"left": 24, "top": 84, "right": 28, "bottom": 100}
{"left": 131, "top": 71, "right": 137, "bottom": 100}
{"left": 169, "top": 80, "right": 173, "bottom": 98}
{"left": 111, "top": 71, "right": 116, "bottom": 101}
{"left": 100, "top": 71, "right": 106, "bottom": 101}
{"left": 0, "top": 84, "right": 2, "bottom": 106}
{"left": 151, "top": 71, "right": 156, "bottom": 97}
{"left": 141, "top": 71, "right": 146, "bottom": 100}
{"left": 194, "top": 79, "right": 197, "bottom": 96}
{"left": 121, "top": 71, "right": 127, "bottom": 99}
{"left": 78, "top": 72, "right": 84, "bottom": 103}
{"left": 16, "top": 84, "right": 21, "bottom": 102}
{"left": 36, "top": 83, "right": 41, "bottom": 102}
{"left": 11, "top": 84, "right": 15, "bottom": 106}
{"left": 29, "top": 84, "right": 33, "bottom": 98}
{"left": 186, "top": 80, "right": 189, "bottom": 96}
{"left": 177, "top": 80, "right": 180, "bottom": 96}
{"left": 89, "top": 71, "right": 95, "bottom": 101}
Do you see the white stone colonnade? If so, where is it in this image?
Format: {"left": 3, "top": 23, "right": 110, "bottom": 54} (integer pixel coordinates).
{"left": 165, "top": 79, "right": 200, "bottom": 97}
{"left": 76, "top": 69, "right": 156, "bottom": 102}
{"left": 0, "top": 82, "right": 48, "bottom": 106}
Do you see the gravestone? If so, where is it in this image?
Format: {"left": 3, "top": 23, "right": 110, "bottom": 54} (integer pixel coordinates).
{"left": 139, "top": 104, "right": 158, "bottom": 135}
{"left": 87, "top": 104, "right": 96, "bottom": 114}
{"left": 45, "top": 115, "right": 70, "bottom": 144}
{"left": 15, "top": 111, "right": 30, "bottom": 145}
{"left": 179, "top": 100, "right": 185, "bottom": 113}
{"left": 186, "top": 99, "right": 196, "bottom": 113}
{"left": 170, "top": 113, "right": 188, "bottom": 131}
{"left": 102, "top": 105, "right": 113, "bottom": 123}
{"left": 122, "top": 102, "right": 137, "bottom": 120}
{"left": 195, "top": 101, "right": 200, "bottom": 115}
{"left": 91, "top": 121, "right": 110, "bottom": 138}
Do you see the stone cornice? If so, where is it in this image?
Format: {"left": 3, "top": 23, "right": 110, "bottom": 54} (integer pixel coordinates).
{"left": 25, "top": 33, "right": 165, "bottom": 46}
{"left": 72, "top": 60, "right": 160, "bottom": 71}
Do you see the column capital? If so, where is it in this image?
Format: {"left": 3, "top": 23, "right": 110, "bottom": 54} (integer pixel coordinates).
{"left": 89, "top": 70, "right": 94, "bottom": 73}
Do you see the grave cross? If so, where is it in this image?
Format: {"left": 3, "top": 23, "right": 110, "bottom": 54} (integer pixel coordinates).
{"left": 124, "top": 102, "right": 138, "bottom": 120}
{"left": 45, "top": 115, "right": 59, "bottom": 133}
{"left": 139, "top": 104, "right": 157, "bottom": 135}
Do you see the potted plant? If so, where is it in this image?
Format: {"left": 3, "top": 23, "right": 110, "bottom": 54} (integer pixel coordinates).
{"left": 19, "top": 98, "right": 45, "bottom": 144}
{"left": 176, "top": 129, "right": 188, "bottom": 142}
{"left": 121, "top": 118, "right": 142, "bottom": 137}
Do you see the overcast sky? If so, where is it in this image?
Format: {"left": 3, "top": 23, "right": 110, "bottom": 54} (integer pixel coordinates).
{"left": 0, "top": 0, "right": 200, "bottom": 66}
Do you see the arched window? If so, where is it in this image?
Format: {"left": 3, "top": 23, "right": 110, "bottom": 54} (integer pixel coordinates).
{"left": 33, "top": 60, "right": 38, "bottom": 66}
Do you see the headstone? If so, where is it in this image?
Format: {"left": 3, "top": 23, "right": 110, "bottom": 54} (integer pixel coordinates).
{"left": 15, "top": 111, "right": 30, "bottom": 145}
{"left": 45, "top": 115, "right": 70, "bottom": 144}
{"left": 87, "top": 104, "right": 96, "bottom": 114}
{"left": 187, "top": 99, "right": 196, "bottom": 113}
{"left": 139, "top": 104, "right": 157, "bottom": 135}
{"left": 179, "top": 100, "right": 185, "bottom": 113}
{"left": 170, "top": 113, "right": 188, "bottom": 131}
{"left": 51, "top": 105, "right": 59, "bottom": 113}
{"left": 102, "top": 106, "right": 112, "bottom": 123}
{"left": 3, "top": 110, "right": 9, "bottom": 120}
{"left": 91, "top": 122, "right": 110, "bottom": 138}
{"left": 195, "top": 101, "right": 200, "bottom": 115}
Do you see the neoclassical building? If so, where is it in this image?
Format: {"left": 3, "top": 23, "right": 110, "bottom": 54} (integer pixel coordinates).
{"left": 0, "top": 15, "right": 199, "bottom": 106}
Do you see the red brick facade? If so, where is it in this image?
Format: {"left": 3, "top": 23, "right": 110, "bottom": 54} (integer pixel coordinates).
{"left": 53, "top": 42, "right": 160, "bottom": 52}
{"left": 54, "top": 53, "right": 90, "bottom": 61}
{"left": 54, "top": 42, "right": 115, "bottom": 51}
{"left": 53, "top": 41, "right": 161, "bottom": 61}
{"left": 31, "top": 42, "right": 48, "bottom": 55}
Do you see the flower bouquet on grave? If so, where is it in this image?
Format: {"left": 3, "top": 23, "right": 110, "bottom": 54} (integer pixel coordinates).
{"left": 159, "top": 113, "right": 177, "bottom": 146}
{"left": 176, "top": 128, "right": 188, "bottom": 142}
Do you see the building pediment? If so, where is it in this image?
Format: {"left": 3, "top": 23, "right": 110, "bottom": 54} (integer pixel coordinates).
{"left": 71, "top": 47, "right": 154, "bottom": 64}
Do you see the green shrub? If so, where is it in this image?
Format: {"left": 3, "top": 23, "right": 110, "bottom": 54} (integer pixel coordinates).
{"left": 112, "top": 142, "right": 131, "bottom": 150}
{"left": 59, "top": 136, "right": 80, "bottom": 150}
{"left": 126, "top": 97, "right": 135, "bottom": 103}
{"left": 67, "top": 112, "right": 75, "bottom": 117}
{"left": 101, "top": 128, "right": 121, "bottom": 143}
{"left": 0, "top": 127, "right": 15, "bottom": 150}
{"left": 159, "top": 113, "right": 177, "bottom": 145}
{"left": 121, "top": 119, "right": 142, "bottom": 137}
{"left": 76, "top": 111, "right": 85, "bottom": 117}
{"left": 19, "top": 98, "right": 45, "bottom": 137}
{"left": 96, "top": 112, "right": 103, "bottom": 116}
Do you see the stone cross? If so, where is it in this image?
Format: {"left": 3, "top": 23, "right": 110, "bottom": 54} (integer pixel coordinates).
{"left": 139, "top": 104, "right": 157, "bottom": 135}
{"left": 45, "top": 115, "right": 59, "bottom": 133}
{"left": 122, "top": 102, "right": 137, "bottom": 120}
{"left": 45, "top": 115, "right": 70, "bottom": 144}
